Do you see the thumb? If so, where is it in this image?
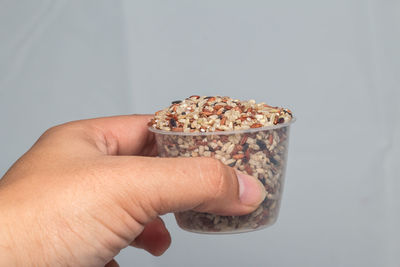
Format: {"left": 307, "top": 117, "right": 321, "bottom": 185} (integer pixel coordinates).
{"left": 106, "top": 156, "right": 267, "bottom": 221}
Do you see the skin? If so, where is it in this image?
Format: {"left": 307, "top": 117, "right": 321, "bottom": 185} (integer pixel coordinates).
{"left": 0, "top": 115, "right": 266, "bottom": 267}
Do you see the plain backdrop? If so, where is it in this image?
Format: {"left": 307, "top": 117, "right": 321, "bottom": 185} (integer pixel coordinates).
{"left": 1, "top": 1, "right": 399, "bottom": 266}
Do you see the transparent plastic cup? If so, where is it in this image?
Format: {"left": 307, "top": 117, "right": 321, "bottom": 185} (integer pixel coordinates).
{"left": 149, "top": 119, "right": 295, "bottom": 234}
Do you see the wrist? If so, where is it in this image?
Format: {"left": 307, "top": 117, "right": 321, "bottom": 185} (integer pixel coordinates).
{"left": 0, "top": 202, "right": 18, "bottom": 265}
{"left": 0, "top": 192, "right": 43, "bottom": 266}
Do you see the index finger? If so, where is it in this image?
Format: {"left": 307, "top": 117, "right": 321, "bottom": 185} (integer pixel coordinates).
{"left": 64, "top": 114, "right": 155, "bottom": 156}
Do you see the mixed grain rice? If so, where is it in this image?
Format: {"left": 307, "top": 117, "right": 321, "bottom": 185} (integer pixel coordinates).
{"left": 148, "top": 95, "right": 293, "bottom": 132}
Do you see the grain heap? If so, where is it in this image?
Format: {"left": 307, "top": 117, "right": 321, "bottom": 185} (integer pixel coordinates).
{"left": 149, "top": 95, "right": 293, "bottom": 132}
{"left": 149, "top": 95, "right": 294, "bottom": 233}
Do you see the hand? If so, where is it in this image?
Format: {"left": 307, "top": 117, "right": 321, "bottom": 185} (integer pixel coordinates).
{"left": 0, "top": 115, "right": 266, "bottom": 267}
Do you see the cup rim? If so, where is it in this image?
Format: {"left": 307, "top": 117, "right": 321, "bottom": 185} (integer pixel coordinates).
{"left": 148, "top": 117, "right": 296, "bottom": 136}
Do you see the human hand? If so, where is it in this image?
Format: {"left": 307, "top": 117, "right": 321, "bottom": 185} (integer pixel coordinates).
{"left": 0, "top": 115, "right": 266, "bottom": 267}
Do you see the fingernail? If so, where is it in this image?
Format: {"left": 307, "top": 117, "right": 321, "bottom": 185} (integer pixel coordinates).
{"left": 235, "top": 170, "right": 267, "bottom": 206}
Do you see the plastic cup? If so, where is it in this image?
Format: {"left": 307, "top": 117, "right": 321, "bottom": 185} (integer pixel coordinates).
{"left": 149, "top": 119, "right": 295, "bottom": 234}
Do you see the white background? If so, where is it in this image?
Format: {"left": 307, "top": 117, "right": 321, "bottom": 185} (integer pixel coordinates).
{"left": 0, "top": 1, "right": 399, "bottom": 266}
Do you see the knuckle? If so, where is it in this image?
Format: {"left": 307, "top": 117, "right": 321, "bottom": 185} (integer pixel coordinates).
{"left": 39, "top": 125, "right": 65, "bottom": 140}
{"left": 37, "top": 122, "right": 83, "bottom": 146}
{"left": 40, "top": 121, "right": 88, "bottom": 141}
